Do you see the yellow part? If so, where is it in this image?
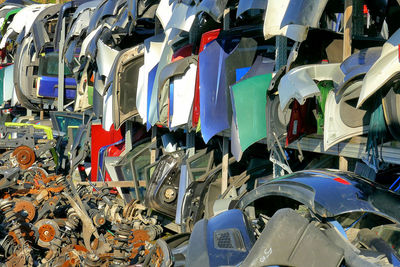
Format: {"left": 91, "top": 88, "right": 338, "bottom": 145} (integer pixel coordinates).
{"left": 5, "top": 122, "right": 54, "bottom": 139}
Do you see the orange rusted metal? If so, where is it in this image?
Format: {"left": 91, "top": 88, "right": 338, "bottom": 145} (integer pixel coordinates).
{"left": 12, "top": 146, "right": 35, "bottom": 170}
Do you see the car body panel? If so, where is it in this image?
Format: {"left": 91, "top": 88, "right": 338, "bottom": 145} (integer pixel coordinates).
{"left": 112, "top": 44, "right": 145, "bottom": 130}
{"left": 65, "top": 8, "right": 92, "bottom": 45}
{"left": 53, "top": 1, "right": 73, "bottom": 50}
{"left": 37, "top": 76, "right": 76, "bottom": 99}
{"left": 335, "top": 47, "right": 382, "bottom": 98}
{"left": 3, "top": 65, "right": 13, "bottom": 102}
{"left": 230, "top": 114, "right": 243, "bottom": 161}
{"left": 95, "top": 38, "right": 120, "bottom": 88}
{"left": 64, "top": 38, "right": 78, "bottom": 67}
{"left": 129, "top": 0, "right": 158, "bottom": 22}
{"left": 0, "top": 7, "right": 21, "bottom": 34}
{"left": 236, "top": 0, "right": 267, "bottom": 18}
{"left": 357, "top": 28, "right": 400, "bottom": 108}
{"left": 53, "top": 0, "right": 90, "bottom": 50}
{"left": 157, "top": 49, "right": 197, "bottom": 127}
{"left": 236, "top": 169, "right": 400, "bottom": 224}
{"left": 170, "top": 63, "right": 197, "bottom": 128}
{"left": 13, "top": 35, "right": 41, "bottom": 110}
{"left": 79, "top": 24, "right": 102, "bottom": 60}
{"left": 74, "top": 61, "right": 93, "bottom": 112}
{"left": 196, "top": 0, "right": 228, "bottom": 22}
{"left": 164, "top": 2, "right": 196, "bottom": 32}
{"left": 232, "top": 73, "right": 272, "bottom": 152}
{"left": 102, "top": 86, "right": 113, "bottom": 131}
{"left": 36, "top": 52, "right": 77, "bottom": 99}
{"left": 90, "top": 123, "right": 124, "bottom": 182}
{"left": 155, "top": 0, "right": 174, "bottom": 29}
{"left": 136, "top": 33, "right": 165, "bottom": 125}
{"left": 0, "top": 4, "right": 50, "bottom": 49}
{"left": 86, "top": 0, "right": 124, "bottom": 34}
{"left": 157, "top": 55, "right": 197, "bottom": 97}
{"left": 72, "top": 0, "right": 100, "bottom": 21}
{"left": 31, "top": 4, "right": 62, "bottom": 54}
{"left": 263, "top": 0, "right": 328, "bottom": 42}
{"left": 0, "top": 5, "right": 20, "bottom": 22}
{"left": 240, "top": 208, "right": 344, "bottom": 267}
{"left": 185, "top": 209, "right": 254, "bottom": 267}
{"left": 192, "top": 29, "right": 221, "bottom": 129}
{"left": 148, "top": 28, "right": 183, "bottom": 128}
{"left": 382, "top": 88, "right": 400, "bottom": 141}
{"left": 86, "top": 0, "right": 107, "bottom": 33}
{"left": 199, "top": 40, "right": 230, "bottom": 143}
{"left": 324, "top": 79, "right": 370, "bottom": 151}
{"left": 278, "top": 63, "right": 343, "bottom": 111}
{"left": 175, "top": 163, "right": 189, "bottom": 225}
{"left": 144, "top": 151, "right": 185, "bottom": 218}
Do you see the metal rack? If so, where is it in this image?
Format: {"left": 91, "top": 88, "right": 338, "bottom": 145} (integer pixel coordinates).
{"left": 285, "top": 135, "right": 400, "bottom": 166}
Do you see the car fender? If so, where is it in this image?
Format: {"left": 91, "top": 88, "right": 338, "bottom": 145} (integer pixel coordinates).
{"left": 278, "top": 63, "right": 343, "bottom": 111}
{"left": 263, "top": 0, "right": 328, "bottom": 42}
{"left": 324, "top": 80, "right": 369, "bottom": 151}
{"left": 357, "top": 28, "right": 400, "bottom": 108}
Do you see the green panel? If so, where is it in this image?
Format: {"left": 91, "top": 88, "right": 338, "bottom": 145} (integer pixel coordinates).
{"left": 1, "top": 8, "right": 21, "bottom": 34}
{"left": 316, "top": 80, "right": 334, "bottom": 135}
{"left": 0, "top": 69, "right": 4, "bottom": 105}
{"left": 232, "top": 73, "right": 272, "bottom": 152}
{"left": 88, "top": 85, "right": 94, "bottom": 106}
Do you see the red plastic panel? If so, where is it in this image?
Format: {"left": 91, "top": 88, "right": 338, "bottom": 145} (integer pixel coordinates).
{"left": 91, "top": 123, "right": 124, "bottom": 181}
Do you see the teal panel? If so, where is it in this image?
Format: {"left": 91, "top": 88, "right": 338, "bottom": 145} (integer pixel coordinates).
{"left": 232, "top": 73, "right": 272, "bottom": 151}
{"left": 0, "top": 68, "right": 4, "bottom": 105}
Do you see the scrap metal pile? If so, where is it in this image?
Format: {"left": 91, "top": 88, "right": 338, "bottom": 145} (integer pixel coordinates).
{"left": 0, "top": 171, "right": 162, "bottom": 266}
{"left": 1, "top": 0, "right": 400, "bottom": 266}
{"left": 0, "top": 126, "right": 162, "bottom": 266}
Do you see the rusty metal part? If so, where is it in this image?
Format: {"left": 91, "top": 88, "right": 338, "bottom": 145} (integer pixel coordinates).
{"left": 129, "top": 229, "right": 151, "bottom": 258}
{"left": 62, "top": 192, "right": 99, "bottom": 251}
{"left": 8, "top": 231, "right": 20, "bottom": 246}
{"left": 144, "top": 225, "right": 163, "bottom": 241}
{"left": 162, "top": 187, "right": 177, "bottom": 203}
{"left": 27, "top": 167, "right": 60, "bottom": 184}
{"left": 14, "top": 200, "right": 36, "bottom": 222}
{"left": 6, "top": 252, "right": 26, "bottom": 267}
{"left": 11, "top": 146, "right": 35, "bottom": 170}
{"left": 11, "top": 186, "right": 65, "bottom": 198}
{"left": 34, "top": 219, "right": 60, "bottom": 248}
{"left": 93, "top": 213, "right": 106, "bottom": 227}
{"left": 122, "top": 200, "right": 155, "bottom": 225}
{"left": 38, "top": 224, "right": 56, "bottom": 242}
{"left": 84, "top": 253, "right": 102, "bottom": 267}
{"left": 131, "top": 229, "right": 150, "bottom": 244}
